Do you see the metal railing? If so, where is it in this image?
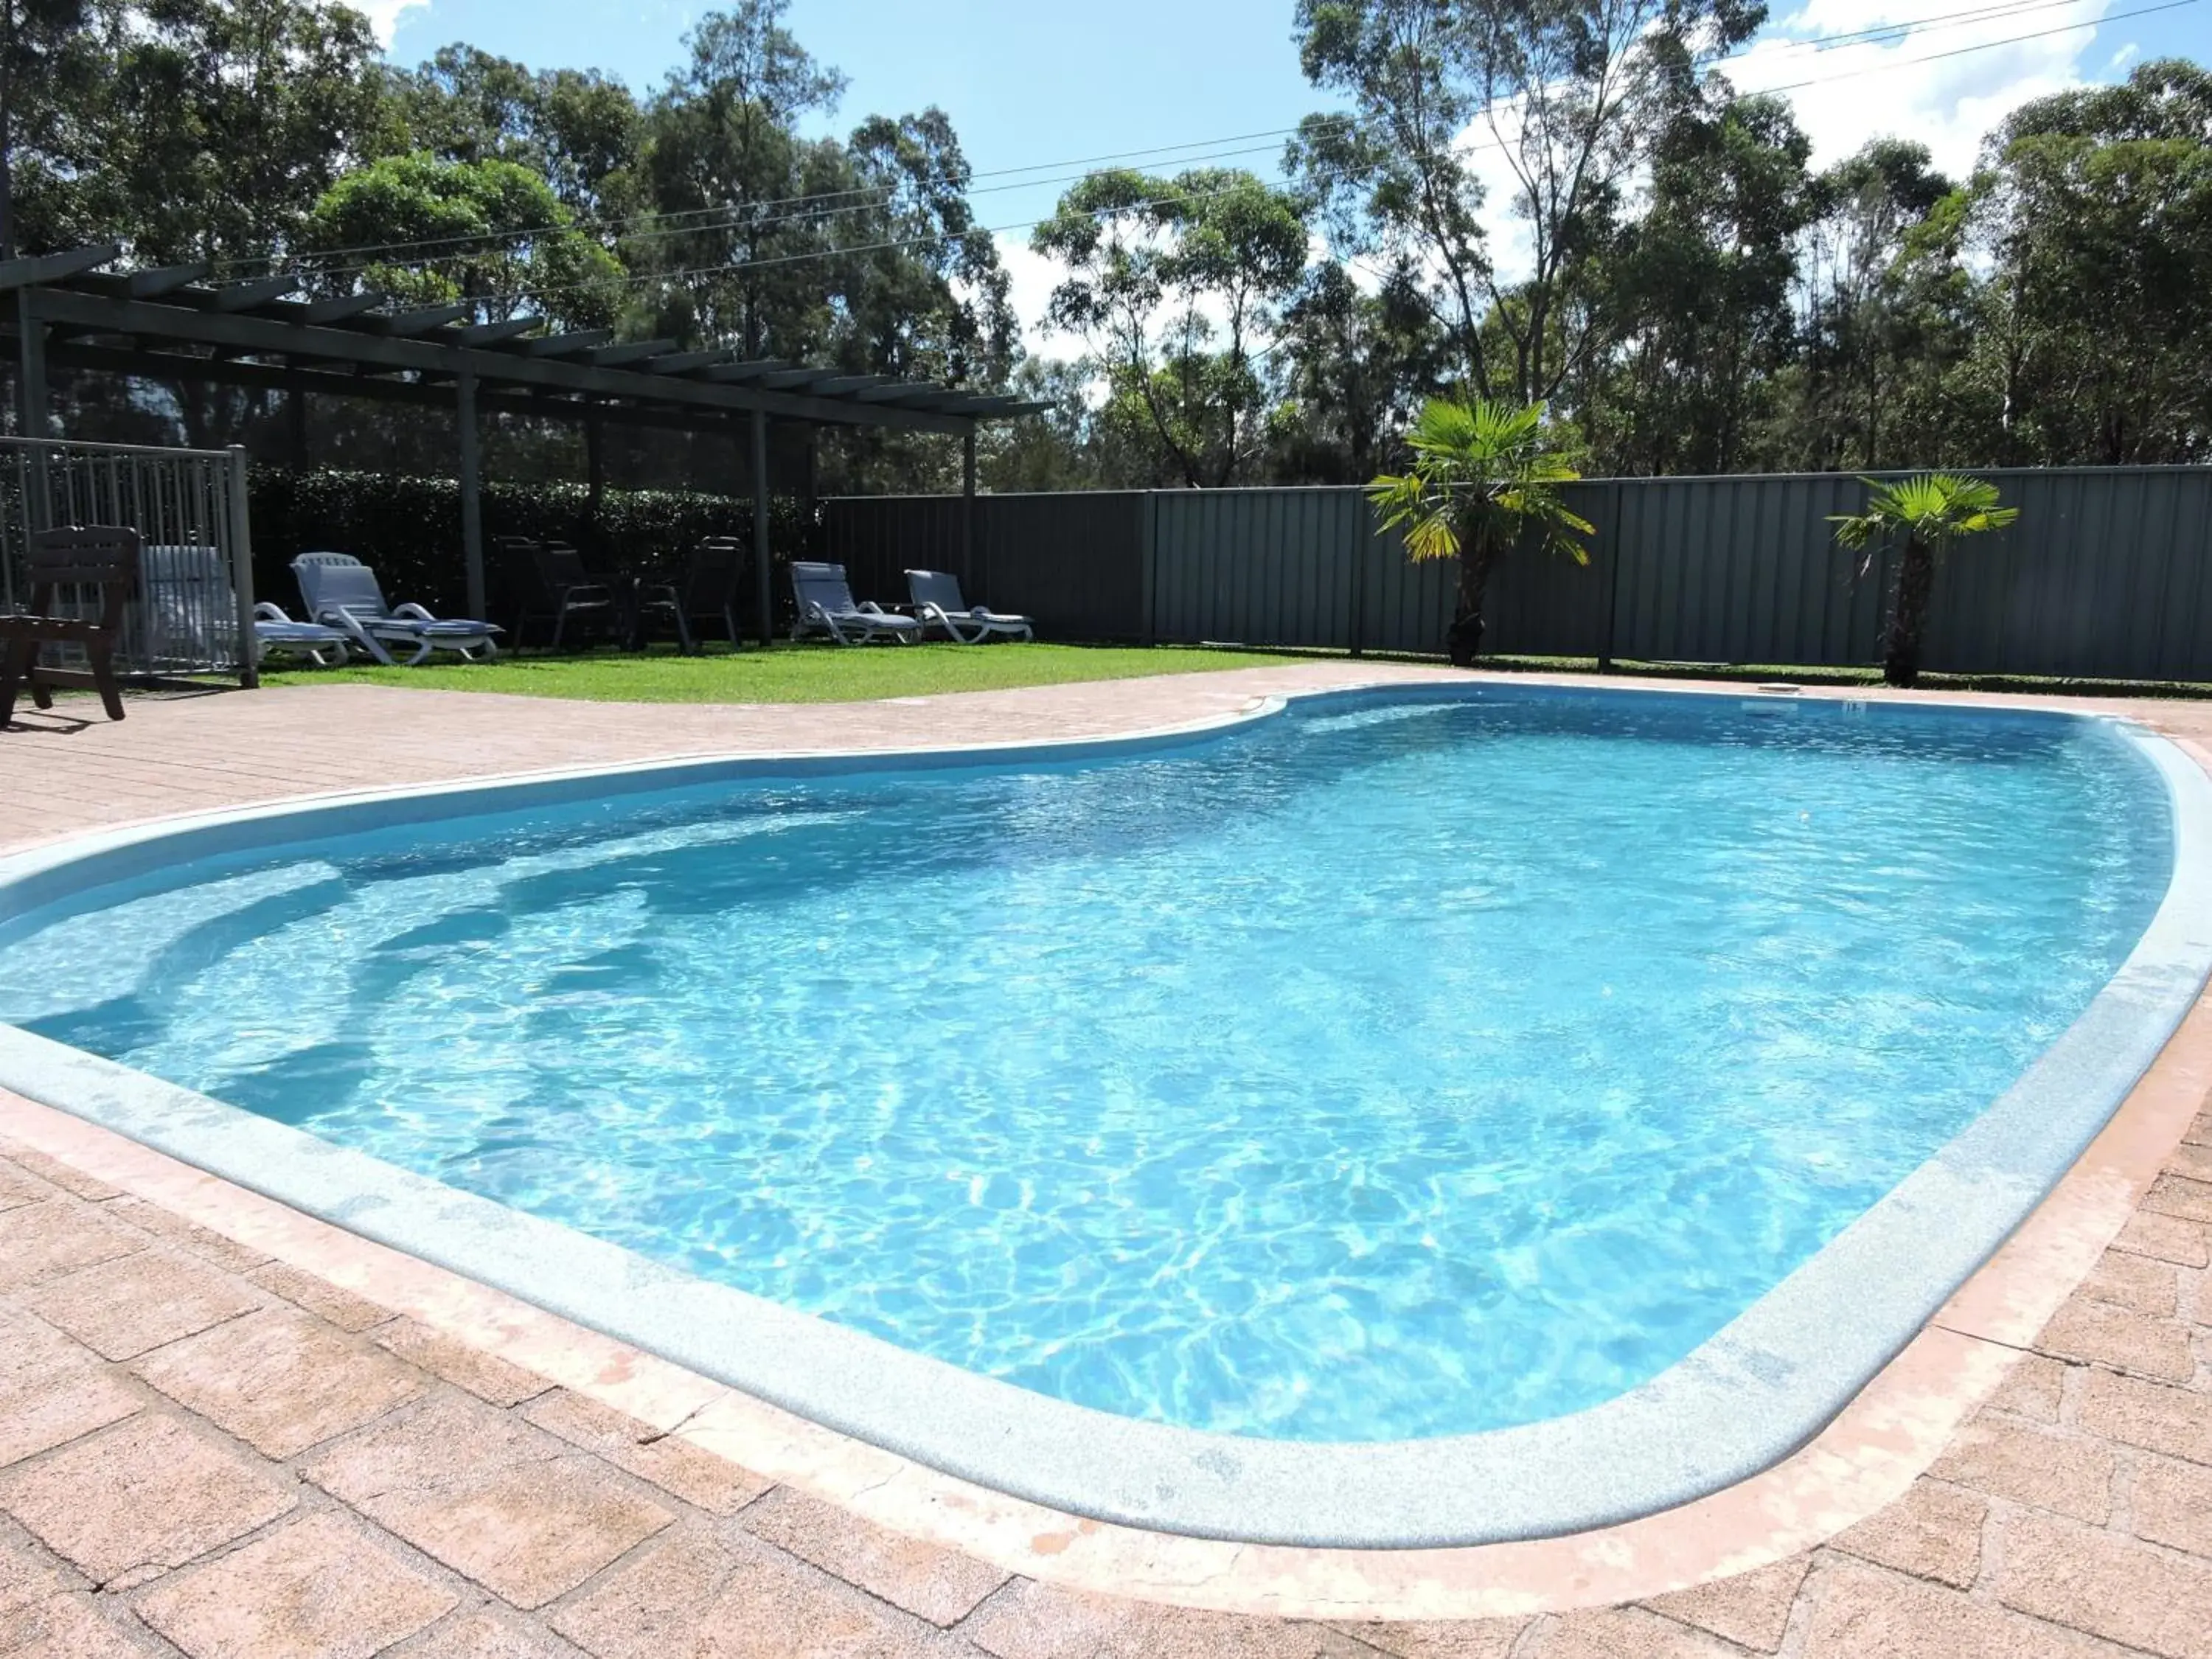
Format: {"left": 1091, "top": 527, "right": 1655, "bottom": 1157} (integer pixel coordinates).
{"left": 1, "top": 437, "right": 258, "bottom": 686}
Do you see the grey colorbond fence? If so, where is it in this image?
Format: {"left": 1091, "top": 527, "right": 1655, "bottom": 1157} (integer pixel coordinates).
{"left": 823, "top": 466, "right": 2212, "bottom": 681}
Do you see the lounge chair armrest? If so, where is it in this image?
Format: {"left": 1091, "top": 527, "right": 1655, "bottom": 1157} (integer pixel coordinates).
{"left": 392, "top": 602, "right": 437, "bottom": 621}
{"left": 251, "top": 602, "right": 291, "bottom": 622}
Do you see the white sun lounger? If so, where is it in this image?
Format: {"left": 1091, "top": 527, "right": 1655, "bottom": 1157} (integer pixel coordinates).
{"left": 905, "top": 569, "right": 1033, "bottom": 643}
{"left": 790, "top": 561, "right": 921, "bottom": 645}
{"left": 251, "top": 602, "right": 354, "bottom": 667}
{"left": 292, "top": 552, "right": 503, "bottom": 666}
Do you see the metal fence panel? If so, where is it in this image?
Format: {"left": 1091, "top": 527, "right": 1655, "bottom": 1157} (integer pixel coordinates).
{"left": 1, "top": 437, "right": 257, "bottom": 684}
{"left": 821, "top": 493, "right": 1149, "bottom": 640}
{"left": 824, "top": 467, "right": 2212, "bottom": 681}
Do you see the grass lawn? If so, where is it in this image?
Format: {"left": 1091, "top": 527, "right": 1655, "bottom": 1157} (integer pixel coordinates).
{"left": 259, "top": 641, "right": 1311, "bottom": 703}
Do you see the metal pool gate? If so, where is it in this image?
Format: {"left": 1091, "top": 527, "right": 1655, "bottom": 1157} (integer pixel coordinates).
{"left": 1, "top": 437, "right": 258, "bottom": 687}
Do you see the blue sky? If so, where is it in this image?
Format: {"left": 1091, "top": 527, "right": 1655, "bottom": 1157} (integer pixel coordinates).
{"left": 369, "top": 0, "right": 2212, "bottom": 341}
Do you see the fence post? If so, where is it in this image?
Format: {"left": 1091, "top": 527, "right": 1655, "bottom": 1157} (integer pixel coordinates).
{"left": 1347, "top": 491, "right": 1367, "bottom": 658}
{"left": 1139, "top": 493, "right": 1158, "bottom": 647}
{"left": 1599, "top": 479, "right": 1624, "bottom": 672}
{"left": 226, "top": 445, "right": 259, "bottom": 689}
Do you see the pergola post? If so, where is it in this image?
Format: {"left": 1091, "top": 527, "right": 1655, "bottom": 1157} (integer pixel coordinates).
{"left": 285, "top": 378, "right": 308, "bottom": 472}
{"left": 583, "top": 404, "right": 605, "bottom": 561}
{"left": 456, "top": 364, "right": 486, "bottom": 621}
{"left": 961, "top": 428, "right": 977, "bottom": 588}
{"left": 15, "top": 288, "right": 47, "bottom": 440}
{"left": 751, "top": 406, "right": 772, "bottom": 648}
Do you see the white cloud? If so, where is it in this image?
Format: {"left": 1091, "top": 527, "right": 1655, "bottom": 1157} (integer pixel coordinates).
{"left": 1001, "top": 2, "right": 2129, "bottom": 350}
{"left": 1728, "top": 0, "right": 2117, "bottom": 177}
{"left": 353, "top": 0, "right": 431, "bottom": 49}
{"left": 996, "top": 233, "right": 1086, "bottom": 361}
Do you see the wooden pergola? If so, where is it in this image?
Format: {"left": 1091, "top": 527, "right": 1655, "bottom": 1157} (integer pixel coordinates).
{"left": 2, "top": 243, "right": 1045, "bottom": 640}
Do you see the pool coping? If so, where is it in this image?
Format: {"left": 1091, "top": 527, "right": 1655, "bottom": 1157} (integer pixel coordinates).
{"left": 1, "top": 678, "right": 2207, "bottom": 1556}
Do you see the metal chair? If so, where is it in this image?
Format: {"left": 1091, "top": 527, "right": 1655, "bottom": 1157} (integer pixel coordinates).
{"left": 675, "top": 538, "right": 746, "bottom": 651}
{"left": 498, "top": 538, "right": 620, "bottom": 651}
{"left": 1, "top": 526, "right": 142, "bottom": 726}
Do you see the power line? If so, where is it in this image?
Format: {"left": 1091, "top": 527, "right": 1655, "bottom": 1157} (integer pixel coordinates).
{"left": 462, "top": 0, "right": 2191, "bottom": 311}
{"left": 229, "top": 0, "right": 2135, "bottom": 285}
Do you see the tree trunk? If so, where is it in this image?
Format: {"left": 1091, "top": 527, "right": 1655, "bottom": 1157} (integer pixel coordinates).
{"left": 1447, "top": 539, "right": 1495, "bottom": 669}
{"left": 1885, "top": 534, "right": 1934, "bottom": 688}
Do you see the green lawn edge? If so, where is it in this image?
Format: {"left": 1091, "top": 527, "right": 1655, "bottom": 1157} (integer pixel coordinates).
{"left": 258, "top": 642, "right": 1311, "bottom": 704}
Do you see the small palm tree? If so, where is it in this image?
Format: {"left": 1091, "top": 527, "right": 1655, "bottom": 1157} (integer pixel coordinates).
{"left": 1831, "top": 473, "right": 2018, "bottom": 688}
{"left": 1368, "top": 397, "right": 1593, "bottom": 667}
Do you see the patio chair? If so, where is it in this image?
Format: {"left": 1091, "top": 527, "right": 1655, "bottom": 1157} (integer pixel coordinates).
{"left": 498, "top": 538, "right": 619, "bottom": 652}
{"left": 790, "top": 561, "right": 921, "bottom": 646}
{"left": 251, "top": 602, "right": 353, "bottom": 667}
{"left": 905, "top": 569, "right": 1034, "bottom": 643}
{"left": 292, "top": 552, "right": 503, "bottom": 666}
{"left": 673, "top": 537, "right": 746, "bottom": 650}
{"left": 1, "top": 525, "right": 140, "bottom": 726}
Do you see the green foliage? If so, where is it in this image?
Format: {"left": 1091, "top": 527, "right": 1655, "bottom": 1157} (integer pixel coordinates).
{"left": 249, "top": 466, "right": 811, "bottom": 617}
{"left": 301, "top": 153, "right": 624, "bottom": 327}
{"left": 19, "top": 0, "right": 1018, "bottom": 487}
{"left": 11, "top": 0, "right": 391, "bottom": 264}
{"left": 1033, "top": 166, "right": 1307, "bottom": 486}
{"left": 260, "top": 642, "right": 1306, "bottom": 702}
{"left": 1829, "top": 472, "right": 2018, "bottom": 561}
{"left": 1368, "top": 397, "right": 1593, "bottom": 566}
{"left": 1293, "top": 0, "right": 1766, "bottom": 404}
{"left": 1830, "top": 471, "right": 2017, "bottom": 687}
{"left": 1367, "top": 395, "right": 1592, "bottom": 665}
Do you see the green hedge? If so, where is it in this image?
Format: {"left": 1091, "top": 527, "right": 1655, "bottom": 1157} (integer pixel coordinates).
{"left": 249, "top": 467, "right": 810, "bottom": 619}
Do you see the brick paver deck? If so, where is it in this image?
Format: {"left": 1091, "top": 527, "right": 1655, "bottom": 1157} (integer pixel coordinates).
{"left": 1, "top": 669, "right": 2210, "bottom": 1658}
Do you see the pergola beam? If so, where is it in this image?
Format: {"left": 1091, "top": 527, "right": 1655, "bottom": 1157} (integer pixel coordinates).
{"left": 207, "top": 276, "right": 299, "bottom": 312}
{"left": 301, "top": 292, "right": 390, "bottom": 324}
{"left": 0, "top": 244, "right": 120, "bottom": 292}
{"left": 700, "top": 359, "right": 789, "bottom": 383}
{"left": 511, "top": 329, "right": 612, "bottom": 358}
{"left": 128, "top": 263, "right": 212, "bottom": 298}
{"left": 586, "top": 338, "right": 678, "bottom": 366}
{"left": 377, "top": 302, "right": 472, "bottom": 335}
{"left": 643, "top": 348, "right": 733, "bottom": 375}
{"left": 19, "top": 290, "right": 975, "bottom": 431}
{"left": 41, "top": 338, "right": 825, "bottom": 438}
{"left": 459, "top": 318, "right": 542, "bottom": 346}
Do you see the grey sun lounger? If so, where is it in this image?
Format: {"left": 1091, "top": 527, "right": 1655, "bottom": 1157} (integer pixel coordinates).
{"left": 790, "top": 561, "right": 922, "bottom": 645}
{"left": 292, "top": 552, "right": 503, "bottom": 666}
{"left": 905, "top": 569, "right": 1034, "bottom": 643}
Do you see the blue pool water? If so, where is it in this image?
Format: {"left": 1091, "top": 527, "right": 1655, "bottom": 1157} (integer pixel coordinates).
{"left": 0, "top": 690, "right": 2174, "bottom": 1441}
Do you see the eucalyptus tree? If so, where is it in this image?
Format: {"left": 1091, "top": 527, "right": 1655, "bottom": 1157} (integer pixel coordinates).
{"left": 1293, "top": 0, "right": 1766, "bottom": 405}
{"left": 0, "top": 0, "right": 106, "bottom": 257}
{"left": 1272, "top": 259, "right": 1450, "bottom": 483}
{"left": 1774, "top": 140, "right": 1957, "bottom": 471}
{"left": 392, "top": 44, "right": 644, "bottom": 220}
{"left": 637, "top": 0, "right": 849, "bottom": 358}
{"left": 1964, "top": 60, "right": 2212, "bottom": 466}
{"left": 1599, "top": 92, "right": 1813, "bottom": 475}
{"left": 1033, "top": 166, "right": 1308, "bottom": 487}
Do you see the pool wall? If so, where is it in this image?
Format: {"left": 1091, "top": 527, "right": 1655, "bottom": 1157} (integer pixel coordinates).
{"left": 2, "top": 682, "right": 2208, "bottom": 1548}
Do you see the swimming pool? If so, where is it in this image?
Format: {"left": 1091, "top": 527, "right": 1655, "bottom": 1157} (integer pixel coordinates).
{"left": 2, "top": 683, "right": 2206, "bottom": 1543}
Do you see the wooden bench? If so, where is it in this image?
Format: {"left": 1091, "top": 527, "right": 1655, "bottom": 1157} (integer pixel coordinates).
{"left": 1, "top": 526, "right": 142, "bottom": 726}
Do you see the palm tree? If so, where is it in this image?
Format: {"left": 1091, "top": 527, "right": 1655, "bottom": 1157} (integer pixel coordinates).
{"left": 1831, "top": 473, "right": 2018, "bottom": 688}
{"left": 1368, "top": 397, "right": 1593, "bottom": 667}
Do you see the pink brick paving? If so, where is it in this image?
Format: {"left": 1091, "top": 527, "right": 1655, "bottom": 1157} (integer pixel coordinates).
{"left": 0, "top": 668, "right": 2208, "bottom": 1658}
